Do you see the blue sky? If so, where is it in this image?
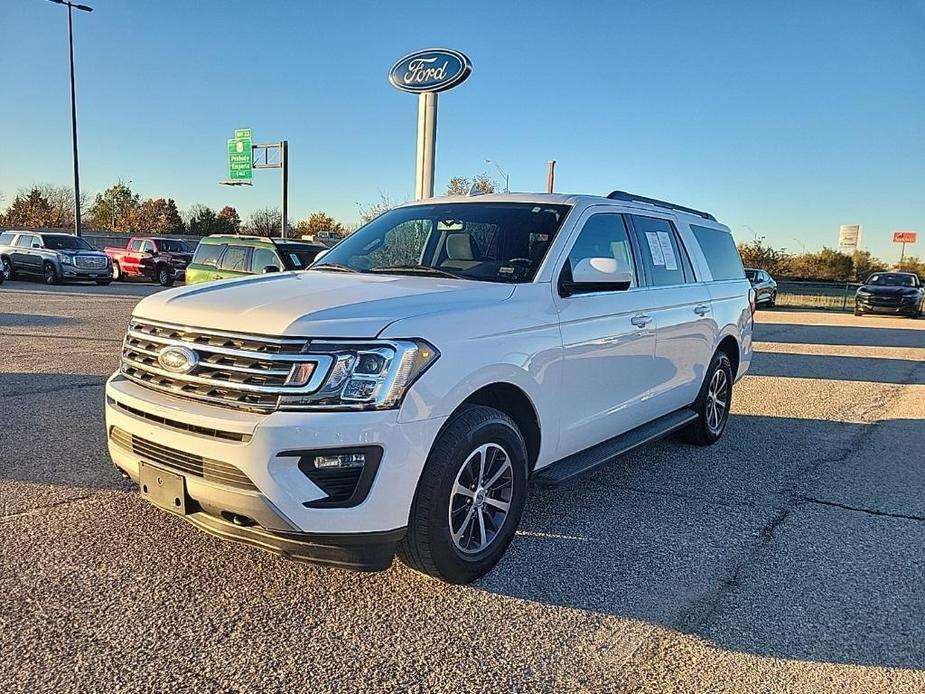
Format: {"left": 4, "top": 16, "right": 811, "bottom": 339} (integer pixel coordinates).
{"left": 1, "top": 0, "right": 923, "bottom": 260}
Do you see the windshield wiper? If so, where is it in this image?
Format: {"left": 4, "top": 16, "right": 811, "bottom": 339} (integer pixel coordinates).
{"left": 370, "top": 264, "right": 467, "bottom": 280}
{"left": 312, "top": 263, "right": 359, "bottom": 273}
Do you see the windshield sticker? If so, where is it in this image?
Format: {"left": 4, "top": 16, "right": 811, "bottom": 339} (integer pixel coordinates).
{"left": 498, "top": 266, "right": 515, "bottom": 274}
{"left": 645, "top": 232, "right": 665, "bottom": 266}
{"left": 656, "top": 231, "right": 678, "bottom": 271}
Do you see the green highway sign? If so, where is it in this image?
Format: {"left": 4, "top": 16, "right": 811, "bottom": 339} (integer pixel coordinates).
{"left": 227, "top": 128, "right": 253, "bottom": 180}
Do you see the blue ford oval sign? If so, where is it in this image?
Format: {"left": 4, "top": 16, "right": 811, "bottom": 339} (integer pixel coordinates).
{"left": 389, "top": 48, "right": 472, "bottom": 94}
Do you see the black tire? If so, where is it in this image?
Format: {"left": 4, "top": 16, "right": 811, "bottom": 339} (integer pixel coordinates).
{"left": 683, "top": 351, "right": 734, "bottom": 446}
{"left": 43, "top": 262, "right": 59, "bottom": 285}
{"left": 2, "top": 257, "right": 15, "bottom": 281}
{"left": 157, "top": 265, "right": 174, "bottom": 287}
{"left": 96, "top": 279, "right": 112, "bottom": 286}
{"left": 854, "top": 308, "right": 863, "bottom": 317}
{"left": 112, "top": 262, "right": 122, "bottom": 281}
{"left": 767, "top": 291, "right": 776, "bottom": 308}
{"left": 397, "top": 405, "right": 528, "bottom": 584}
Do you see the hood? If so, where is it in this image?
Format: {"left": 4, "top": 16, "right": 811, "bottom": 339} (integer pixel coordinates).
{"left": 858, "top": 284, "right": 919, "bottom": 296}
{"left": 161, "top": 251, "right": 193, "bottom": 262}
{"left": 59, "top": 248, "right": 107, "bottom": 257}
{"left": 133, "top": 270, "right": 516, "bottom": 337}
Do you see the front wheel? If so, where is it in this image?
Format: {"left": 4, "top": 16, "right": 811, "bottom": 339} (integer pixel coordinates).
{"left": 43, "top": 262, "right": 59, "bottom": 285}
{"left": 112, "top": 262, "right": 122, "bottom": 281}
{"left": 684, "top": 351, "right": 733, "bottom": 446}
{"left": 398, "top": 405, "right": 528, "bottom": 584}
{"left": 854, "top": 308, "right": 863, "bottom": 317}
{"left": 767, "top": 291, "right": 776, "bottom": 308}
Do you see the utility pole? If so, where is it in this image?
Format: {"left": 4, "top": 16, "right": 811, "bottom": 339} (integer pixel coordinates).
{"left": 48, "top": 0, "right": 93, "bottom": 236}
{"left": 546, "top": 160, "right": 556, "bottom": 193}
{"left": 280, "top": 140, "right": 288, "bottom": 238}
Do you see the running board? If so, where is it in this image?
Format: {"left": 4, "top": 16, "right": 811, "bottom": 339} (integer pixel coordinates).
{"left": 533, "top": 408, "right": 699, "bottom": 488}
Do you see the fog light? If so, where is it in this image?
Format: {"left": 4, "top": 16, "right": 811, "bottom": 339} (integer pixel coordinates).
{"left": 313, "top": 453, "right": 366, "bottom": 469}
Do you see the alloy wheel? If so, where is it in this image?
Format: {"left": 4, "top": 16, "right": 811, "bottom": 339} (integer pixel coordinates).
{"left": 448, "top": 443, "right": 514, "bottom": 555}
{"left": 1, "top": 259, "right": 10, "bottom": 281}
{"left": 705, "top": 368, "right": 729, "bottom": 433}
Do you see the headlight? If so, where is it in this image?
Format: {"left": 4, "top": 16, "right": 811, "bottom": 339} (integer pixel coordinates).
{"left": 59, "top": 253, "right": 73, "bottom": 265}
{"left": 278, "top": 339, "right": 439, "bottom": 410}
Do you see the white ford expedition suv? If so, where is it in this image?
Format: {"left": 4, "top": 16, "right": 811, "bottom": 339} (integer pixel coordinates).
{"left": 105, "top": 191, "right": 753, "bottom": 583}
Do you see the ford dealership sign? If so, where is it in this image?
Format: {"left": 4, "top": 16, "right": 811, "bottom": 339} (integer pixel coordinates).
{"left": 389, "top": 48, "right": 472, "bottom": 94}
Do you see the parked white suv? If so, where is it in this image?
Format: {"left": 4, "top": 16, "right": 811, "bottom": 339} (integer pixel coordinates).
{"left": 105, "top": 191, "right": 753, "bottom": 583}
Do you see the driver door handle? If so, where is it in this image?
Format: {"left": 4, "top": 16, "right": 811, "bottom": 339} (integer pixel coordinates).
{"left": 694, "top": 304, "right": 711, "bottom": 316}
{"left": 631, "top": 314, "right": 653, "bottom": 328}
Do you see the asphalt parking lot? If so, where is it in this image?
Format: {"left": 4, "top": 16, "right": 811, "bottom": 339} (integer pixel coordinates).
{"left": 1, "top": 283, "right": 923, "bottom": 693}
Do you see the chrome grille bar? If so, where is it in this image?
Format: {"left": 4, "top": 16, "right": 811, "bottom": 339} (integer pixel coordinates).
{"left": 121, "top": 319, "right": 331, "bottom": 412}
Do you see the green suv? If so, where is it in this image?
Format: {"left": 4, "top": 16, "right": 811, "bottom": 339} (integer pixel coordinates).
{"left": 185, "top": 235, "right": 328, "bottom": 285}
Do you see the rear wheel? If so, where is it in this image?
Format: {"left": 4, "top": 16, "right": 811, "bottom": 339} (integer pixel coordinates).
{"left": 1, "top": 257, "right": 13, "bottom": 281}
{"left": 112, "top": 262, "right": 122, "bottom": 281}
{"left": 43, "top": 262, "right": 59, "bottom": 285}
{"left": 157, "top": 265, "right": 174, "bottom": 287}
{"left": 684, "top": 351, "right": 733, "bottom": 446}
{"left": 397, "top": 405, "right": 528, "bottom": 584}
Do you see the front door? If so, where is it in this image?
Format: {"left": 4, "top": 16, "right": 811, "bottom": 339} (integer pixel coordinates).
{"left": 554, "top": 210, "right": 659, "bottom": 458}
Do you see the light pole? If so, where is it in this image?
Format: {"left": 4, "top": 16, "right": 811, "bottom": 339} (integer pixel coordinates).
{"left": 484, "top": 159, "right": 509, "bottom": 193}
{"left": 48, "top": 0, "right": 93, "bottom": 236}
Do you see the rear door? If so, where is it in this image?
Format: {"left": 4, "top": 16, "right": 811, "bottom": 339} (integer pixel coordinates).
{"left": 14, "top": 234, "right": 40, "bottom": 274}
{"left": 215, "top": 244, "right": 252, "bottom": 281}
{"left": 627, "top": 214, "right": 714, "bottom": 413}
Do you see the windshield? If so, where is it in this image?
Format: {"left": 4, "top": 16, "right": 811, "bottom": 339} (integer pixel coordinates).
{"left": 279, "top": 246, "right": 323, "bottom": 269}
{"left": 866, "top": 273, "right": 918, "bottom": 287}
{"left": 157, "top": 239, "right": 188, "bottom": 253}
{"left": 44, "top": 235, "right": 94, "bottom": 251}
{"left": 312, "top": 202, "right": 571, "bottom": 283}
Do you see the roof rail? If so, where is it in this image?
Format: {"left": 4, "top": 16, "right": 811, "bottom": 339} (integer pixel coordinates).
{"left": 606, "top": 191, "right": 716, "bottom": 221}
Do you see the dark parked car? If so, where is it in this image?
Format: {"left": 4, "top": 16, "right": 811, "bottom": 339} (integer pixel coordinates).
{"left": 0, "top": 231, "right": 112, "bottom": 285}
{"left": 745, "top": 267, "right": 777, "bottom": 308}
{"left": 855, "top": 272, "right": 923, "bottom": 318}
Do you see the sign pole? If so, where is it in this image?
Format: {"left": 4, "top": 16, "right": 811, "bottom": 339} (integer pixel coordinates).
{"left": 280, "top": 140, "right": 289, "bottom": 238}
{"left": 900, "top": 242, "right": 906, "bottom": 264}
{"left": 415, "top": 92, "right": 437, "bottom": 200}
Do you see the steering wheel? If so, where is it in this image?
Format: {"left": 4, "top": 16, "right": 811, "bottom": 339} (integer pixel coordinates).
{"left": 502, "top": 257, "right": 534, "bottom": 280}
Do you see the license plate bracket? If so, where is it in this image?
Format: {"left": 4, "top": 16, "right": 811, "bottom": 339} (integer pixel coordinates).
{"left": 139, "top": 463, "right": 187, "bottom": 515}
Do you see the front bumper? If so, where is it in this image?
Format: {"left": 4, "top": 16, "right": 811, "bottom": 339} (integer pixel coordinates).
{"left": 105, "top": 374, "right": 445, "bottom": 567}
{"left": 62, "top": 265, "right": 112, "bottom": 281}
{"left": 855, "top": 297, "right": 920, "bottom": 315}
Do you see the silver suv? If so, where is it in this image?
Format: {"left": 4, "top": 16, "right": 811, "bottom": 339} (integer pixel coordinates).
{"left": 0, "top": 231, "right": 112, "bottom": 285}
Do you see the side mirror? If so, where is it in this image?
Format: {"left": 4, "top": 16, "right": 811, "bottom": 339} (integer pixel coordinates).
{"left": 32, "top": 243, "right": 41, "bottom": 248}
{"left": 313, "top": 249, "right": 328, "bottom": 262}
{"left": 261, "top": 265, "right": 280, "bottom": 274}
{"left": 562, "top": 257, "right": 633, "bottom": 296}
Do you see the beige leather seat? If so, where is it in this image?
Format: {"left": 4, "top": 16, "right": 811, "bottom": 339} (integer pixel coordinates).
{"left": 441, "top": 234, "right": 482, "bottom": 270}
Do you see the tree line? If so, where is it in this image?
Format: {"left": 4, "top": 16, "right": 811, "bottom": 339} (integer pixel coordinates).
{"left": 0, "top": 183, "right": 352, "bottom": 240}
{"left": 738, "top": 237, "right": 924, "bottom": 282}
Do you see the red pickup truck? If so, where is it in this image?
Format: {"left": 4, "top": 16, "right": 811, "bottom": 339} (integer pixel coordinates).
{"left": 104, "top": 237, "right": 194, "bottom": 286}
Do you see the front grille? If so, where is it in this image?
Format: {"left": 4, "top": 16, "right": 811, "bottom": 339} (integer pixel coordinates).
{"left": 121, "top": 318, "right": 331, "bottom": 413}
{"left": 110, "top": 426, "right": 258, "bottom": 491}
{"left": 75, "top": 255, "right": 108, "bottom": 269}
{"left": 107, "top": 396, "right": 252, "bottom": 443}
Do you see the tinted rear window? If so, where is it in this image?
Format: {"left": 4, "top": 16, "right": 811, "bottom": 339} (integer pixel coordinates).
{"left": 192, "top": 243, "right": 224, "bottom": 268}
{"left": 691, "top": 225, "right": 745, "bottom": 281}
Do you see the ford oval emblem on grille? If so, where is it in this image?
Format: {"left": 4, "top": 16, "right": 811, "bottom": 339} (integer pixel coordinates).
{"left": 157, "top": 345, "right": 198, "bottom": 374}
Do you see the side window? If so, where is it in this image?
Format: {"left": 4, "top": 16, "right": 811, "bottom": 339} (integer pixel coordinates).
{"left": 17, "top": 235, "right": 37, "bottom": 248}
{"left": 0, "top": 232, "right": 15, "bottom": 245}
{"left": 192, "top": 243, "right": 224, "bottom": 268}
{"left": 565, "top": 213, "right": 636, "bottom": 287}
{"left": 128, "top": 239, "right": 143, "bottom": 252}
{"left": 218, "top": 245, "right": 250, "bottom": 272}
{"left": 251, "top": 247, "right": 279, "bottom": 272}
{"left": 689, "top": 224, "right": 745, "bottom": 281}
{"left": 141, "top": 241, "right": 155, "bottom": 254}
{"left": 630, "top": 215, "right": 694, "bottom": 286}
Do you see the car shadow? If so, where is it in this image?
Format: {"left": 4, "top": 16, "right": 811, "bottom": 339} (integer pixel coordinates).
{"left": 0, "top": 313, "right": 77, "bottom": 328}
{"left": 479, "top": 413, "right": 925, "bottom": 670}
{"left": 748, "top": 350, "right": 925, "bottom": 384}
{"left": 755, "top": 322, "right": 925, "bottom": 349}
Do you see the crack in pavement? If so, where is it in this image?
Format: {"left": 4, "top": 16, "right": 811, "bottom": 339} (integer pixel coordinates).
{"left": 0, "top": 493, "right": 100, "bottom": 522}
{"left": 0, "top": 378, "right": 105, "bottom": 398}
{"left": 802, "top": 497, "right": 925, "bottom": 522}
